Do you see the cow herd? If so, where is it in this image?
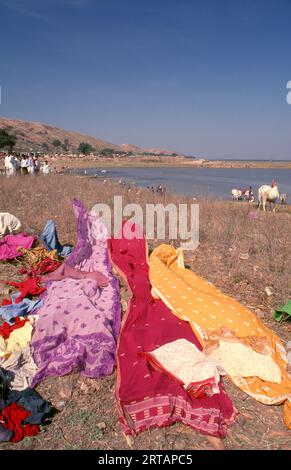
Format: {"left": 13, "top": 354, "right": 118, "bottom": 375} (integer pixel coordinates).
{"left": 232, "top": 181, "right": 287, "bottom": 212}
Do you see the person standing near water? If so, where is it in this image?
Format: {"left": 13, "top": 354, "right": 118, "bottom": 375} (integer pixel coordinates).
{"left": 42, "top": 160, "right": 51, "bottom": 175}
{"left": 34, "top": 156, "right": 40, "bottom": 175}
{"left": 28, "top": 155, "right": 36, "bottom": 174}
{"left": 248, "top": 186, "right": 254, "bottom": 202}
{"left": 20, "top": 155, "right": 29, "bottom": 175}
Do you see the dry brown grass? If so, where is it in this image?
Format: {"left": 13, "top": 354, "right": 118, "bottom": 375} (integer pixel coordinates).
{"left": 1, "top": 173, "right": 289, "bottom": 308}
{"left": 0, "top": 173, "right": 290, "bottom": 450}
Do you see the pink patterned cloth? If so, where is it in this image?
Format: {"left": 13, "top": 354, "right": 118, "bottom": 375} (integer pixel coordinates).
{"left": 31, "top": 200, "right": 121, "bottom": 385}
{"left": 0, "top": 233, "right": 35, "bottom": 261}
{"left": 43, "top": 263, "right": 108, "bottom": 287}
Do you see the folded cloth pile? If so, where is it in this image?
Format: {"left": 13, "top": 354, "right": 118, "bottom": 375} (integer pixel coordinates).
{"left": 0, "top": 369, "right": 51, "bottom": 443}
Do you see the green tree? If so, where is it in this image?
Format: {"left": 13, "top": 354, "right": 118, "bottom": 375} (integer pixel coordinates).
{"left": 42, "top": 142, "right": 49, "bottom": 150}
{"left": 101, "top": 148, "right": 114, "bottom": 156}
{"left": 0, "top": 129, "right": 17, "bottom": 151}
{"left": 52, "top": 139, "right": 62, "bottom": 147}
{"left": 62, "top": 138, "right": 70, "bottom": 151}
{"left": 78, "top": 142, "right": 95, "bottom": 154}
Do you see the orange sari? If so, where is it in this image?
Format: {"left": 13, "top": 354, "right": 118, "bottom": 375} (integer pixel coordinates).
{"left": 149, "top": 244, "right": 291, "bottom": 429}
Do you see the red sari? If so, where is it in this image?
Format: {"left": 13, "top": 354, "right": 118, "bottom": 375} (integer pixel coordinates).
{"left": 108, "top": 224, "right": 235, "bottom": 438}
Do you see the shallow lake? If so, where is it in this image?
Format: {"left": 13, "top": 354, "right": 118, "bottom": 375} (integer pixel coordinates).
{"left": 81, "top": 167, "right": 291, "bottom": 201}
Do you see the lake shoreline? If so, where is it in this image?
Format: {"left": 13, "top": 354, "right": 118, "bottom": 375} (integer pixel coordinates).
{"left": 53, "top": 156, "right": 291, "bottom": 171}
{"left": 68, "top": 166, "right": 291, "bottom": 206}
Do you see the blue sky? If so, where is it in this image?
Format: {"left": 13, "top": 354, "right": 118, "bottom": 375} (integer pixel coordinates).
{"left": 0, "top": 0, "right": 291, "bottom": 159}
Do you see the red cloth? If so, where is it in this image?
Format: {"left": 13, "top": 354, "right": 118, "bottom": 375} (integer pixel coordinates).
{"left": 0, "top": 403, "right": 39, "bottom": 442}
{"left": 108, "top": 223, "right": 235, "bottom": 438}
{"left": 1, "top": 298, "right": 12, "bottom": 306}
{"left": 19, "top": 258, "right": 62, "bottom": 277}
{"left": 0, "top": 317, "right": 28, "bottom": 339}
{"left": 5, "top": 277, "right": 46, "bottom": 304}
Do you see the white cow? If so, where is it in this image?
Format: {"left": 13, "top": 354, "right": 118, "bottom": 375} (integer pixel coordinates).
{"left": 231, "top": 189, "right": 242, "bottom": 200}
{"left": 280, "top": 193, "right": 287, "bottom": 204}
{"left": 258, "top": 181, "right": 279, "bottom": 212}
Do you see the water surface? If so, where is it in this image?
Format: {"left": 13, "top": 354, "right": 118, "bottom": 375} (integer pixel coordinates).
{"left": 81, "top": 167, "right": 291, "bottom": 201}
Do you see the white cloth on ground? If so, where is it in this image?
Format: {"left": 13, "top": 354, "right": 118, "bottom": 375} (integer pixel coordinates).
{"left": 0, "top": 212, "right": 21, "bottom": 237}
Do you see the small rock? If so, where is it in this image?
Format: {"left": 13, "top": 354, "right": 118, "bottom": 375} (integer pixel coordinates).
{"left": 264, "top": 287, "right": 273, "bottom": 296}
{"left": 59, "top": 386, "right": 73, "bottom": 400}
{"left": 55, "top": 400, "right": 66, "bottom": 410}
{"left": 96, "top": 422, "right": 106, "bottom": 430}
{"left": 91, "top": 381, "right": 101, "bottom": 392}
{"left": 79, "top": 382, "right": 90, "bottom": 394}
{"left": 239, "top": 253, "right": 249, "bottom": 260}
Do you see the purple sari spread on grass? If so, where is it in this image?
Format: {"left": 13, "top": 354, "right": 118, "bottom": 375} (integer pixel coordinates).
{"left": 31, "top": 200, "right": 121, "bottom": 385}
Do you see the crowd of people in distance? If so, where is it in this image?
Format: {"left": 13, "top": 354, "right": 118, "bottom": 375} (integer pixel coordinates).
{"left": 117, "top": 179, "right": 167, "bottom": 195}
{"left": 2, "top": 154, "right": 51, "bottom": 176}
{"left": 147, "top": 184, "right": 166, "bottom": 194}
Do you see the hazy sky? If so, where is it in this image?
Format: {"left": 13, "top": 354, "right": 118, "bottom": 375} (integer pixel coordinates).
{"left": 0, "top": 0, "right": 291, "bottom": 159}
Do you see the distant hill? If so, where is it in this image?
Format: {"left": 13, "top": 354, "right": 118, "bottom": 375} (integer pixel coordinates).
{"left": 120, "top": 143, "right": 178, "bottom": 156}
{"left": 0, "top": 117, "right": 120, "bottom": 153}
{"left": 0, "top": 117, "right": 181, "bottom": 155}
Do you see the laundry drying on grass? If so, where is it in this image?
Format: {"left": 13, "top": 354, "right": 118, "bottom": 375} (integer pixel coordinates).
{"left": 0, "top": 200, "right": 290, "bottom": 446}
{"left": 149, "top": 244, "right": 291, "bottom": 429}
{"left": 31, "top": 200, "right": 121, "bottom": 385}
{"left": 108, "top": 222, "right": 235, "bottom": 439}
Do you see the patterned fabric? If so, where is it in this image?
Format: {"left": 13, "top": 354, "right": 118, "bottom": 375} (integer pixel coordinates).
{"left": 43, "top": 263, "right": 108, "bottom": 286}
{"left": 108, "top": 223, "right": 235, "bottom": 438}
{"left": 17, "top": 246, "right": 59, "bottom": 266}
{"left": 210, "top": 340, "right": 281, "bottom": 383}
{"left": 0, "top": 321, "right": 33, "bottom": 358}
{"left": 0, "top": 347, "right": 37, "bottom": 391}
{"left": 0, "top": 317, "right": 28, "bottom": 339}
{"left": 0, "top": 296, "right": 43, "bottom": 324}
{"left": 31, "top": 199, "right": 121, "bottom": 385}
{"left": 143, "top": 338, "right": 222, "bottom": 398}
{"left": 149, "top": 244, "right": 291, "bottom": 429}
{"left": 19, "top": 258, "right": 62, "bottom": 278}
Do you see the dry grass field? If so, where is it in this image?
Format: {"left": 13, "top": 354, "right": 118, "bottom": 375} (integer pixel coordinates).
{"left": 0, "top": 174, "right": 290, "bottom": 450}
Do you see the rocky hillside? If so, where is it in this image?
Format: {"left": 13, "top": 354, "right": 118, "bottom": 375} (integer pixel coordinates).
{"left": 0, "top": 117, "right": 120, "bottom": 153}
{"left": 0, "top": 117, "right": 181, "bottom": 155}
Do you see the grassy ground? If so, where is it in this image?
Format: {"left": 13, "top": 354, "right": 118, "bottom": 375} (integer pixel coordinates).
{"left": 0, "top": 174, "right": 290, "bottom": 450}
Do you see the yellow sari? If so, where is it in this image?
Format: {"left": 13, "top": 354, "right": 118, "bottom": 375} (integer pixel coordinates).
{"left": 149, "top": 244, "right": 291, "bottom": 429}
